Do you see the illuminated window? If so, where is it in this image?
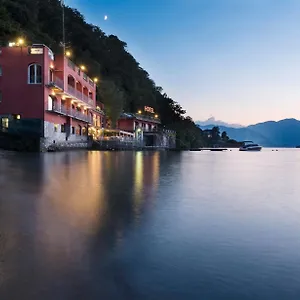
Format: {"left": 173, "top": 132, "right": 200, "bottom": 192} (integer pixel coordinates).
{"left": 61, "top": 124, "right": 66, "bottom": 133}
{"left": 2, "top": 118, "right": 9, "bottom": 128}
{"left": 54, "top": 124, "right": 58, "bottom": 132}
{"left": 28, "top": 64, "right": 42, "bottom": 84}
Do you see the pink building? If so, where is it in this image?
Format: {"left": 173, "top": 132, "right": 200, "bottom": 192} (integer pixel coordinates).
{"left": 0, "top": 44, "right": 104, "bottom": 150}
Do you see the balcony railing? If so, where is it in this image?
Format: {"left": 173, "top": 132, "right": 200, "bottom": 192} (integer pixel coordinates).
{"left": 67, "top": 85, "right": 94, "bottom": 106}
{"left": 67, "top": 59, "right": 76, "bottom": 71}
{"left": 49, "top": 77, "right": 64, "bottom": 90}
{"left": 48, "top": 103, "right": 92, "bottom": 123}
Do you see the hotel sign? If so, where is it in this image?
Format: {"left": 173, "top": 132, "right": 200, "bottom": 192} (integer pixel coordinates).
{"left": 144, "top": 106, "right": 154, "bottom": 113}
{"left": 30, "top": 48, "right": 44, "bottom": 55}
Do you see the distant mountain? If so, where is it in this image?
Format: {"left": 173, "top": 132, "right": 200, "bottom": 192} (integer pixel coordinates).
{"left": 196, "top": 117, "right": 243, "bottom": 128}
{"left": 198, "top": 118, "right": 300, "bottom": 147}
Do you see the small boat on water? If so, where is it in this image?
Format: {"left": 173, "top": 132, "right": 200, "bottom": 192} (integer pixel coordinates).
{"left": 239, "top": 141, "right": 262, "bottom": 151}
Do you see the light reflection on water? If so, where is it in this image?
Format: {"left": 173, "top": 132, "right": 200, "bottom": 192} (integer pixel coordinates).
{"left": 1, "top": 150, "right": 300, "bottom": 299}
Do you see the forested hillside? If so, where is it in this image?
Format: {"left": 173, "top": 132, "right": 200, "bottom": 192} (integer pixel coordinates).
{"left": 0, "top": 0, "right": 210, "bottom": 148}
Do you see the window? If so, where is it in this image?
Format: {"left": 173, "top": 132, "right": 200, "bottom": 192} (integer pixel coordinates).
{"left": 2, "top": 118, "right": 9, "bottom": 128}
{"left": 54, "top": 124, "right": 58, "bottom": 132}
{"left": 0, "top": 65, "right": 2, "bottom": 76}
{"left": 28, "top": 64, "right": 42, "bottom": 84}
{"left": 49, "top": 69, "right": 53, "bottom": 82}
{"left": 82, "top": 127, "right": 87, "bottom": 136}
{"left": 72, "top": 126, "right": 75, "bottom": 134}
{"left": 61, "top": 124, "right": 66, "bottom": 133}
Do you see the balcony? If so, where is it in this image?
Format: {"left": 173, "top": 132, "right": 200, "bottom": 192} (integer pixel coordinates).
{"left": 67, "top": 85, "right": 94, "bottom": 106}
{"left": 47, "top": 103, "right": 92, "bottom": 123}
{"left": 48, "top": 76, "right": 64, "bottom": 90}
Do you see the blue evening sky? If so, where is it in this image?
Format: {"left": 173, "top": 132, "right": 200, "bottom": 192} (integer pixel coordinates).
{"left": 67, "top": 0, "right": 300, "bottom": 125}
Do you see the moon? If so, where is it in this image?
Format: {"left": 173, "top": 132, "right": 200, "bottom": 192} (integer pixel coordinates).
{"left": 104, "top": 15, "right": 108, "bottom": 21}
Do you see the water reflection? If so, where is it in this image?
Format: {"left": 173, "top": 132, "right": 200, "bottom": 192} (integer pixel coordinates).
{"left": 0, "top": 151, "right": 162, "bottom": 299}
{"left": 2, "top": 150, "right": 300, "bottom": 299}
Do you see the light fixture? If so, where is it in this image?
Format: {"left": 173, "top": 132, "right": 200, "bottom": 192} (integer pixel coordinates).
{"left": 80, "top": 65, "right": 86, "bottom": 71}
{"left": 16, "top": 115, "right": 21, "bottom": 120}
{"left": 8, "top": 42, "right": 15, "bottom": 47}
{"left": 52, "top": 91, "right": 56, "bottom": 96}
{"left": 18, "top": 38, "right": 24, "bottom": 45}
{"left": 94, "top": 77, "right": 98, "bottom": 83}
{"left": 62, "top": 96, "right": 66, "bottom": 100}
{"left": 155, "top": 114, "right": 158, "bottom": 118}
{"left": 66, "top": 51, "right": 71, "bottom": 57}
{"left": 50, "top": 64, "right": 54, "bottom": 69}
{"left": 138, "top": 110, "right": 142, "bottom": 114}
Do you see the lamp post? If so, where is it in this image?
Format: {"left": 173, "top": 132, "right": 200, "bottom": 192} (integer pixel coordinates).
{"left": 60, "top": 0, "right": 66, "bottom": 55}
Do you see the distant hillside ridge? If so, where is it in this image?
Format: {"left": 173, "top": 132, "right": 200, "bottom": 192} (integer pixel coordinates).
{"left": 197, "top": 118, "right": 300, "bottom": 147}
{"left": 196, "top": 117, "right": 243, "bottom": 128}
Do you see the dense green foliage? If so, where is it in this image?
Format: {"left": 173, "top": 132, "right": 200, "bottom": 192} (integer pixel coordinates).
{"left": 0, "top": 0, "right": 229, "bottom": 148}
{"left": 98, "top": 80, "right": 124, "bottom": 129}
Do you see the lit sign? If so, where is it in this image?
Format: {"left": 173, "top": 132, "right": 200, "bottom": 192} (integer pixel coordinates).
{"left": 144, "top": 106, "right": 154, "bottom": 113}
{"left": 30, "top": 48, "right": 44, "bottom": 55}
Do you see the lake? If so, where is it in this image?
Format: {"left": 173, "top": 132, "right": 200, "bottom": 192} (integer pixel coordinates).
{"left": 1, "top": 149, "right": 300, "bottom": 300}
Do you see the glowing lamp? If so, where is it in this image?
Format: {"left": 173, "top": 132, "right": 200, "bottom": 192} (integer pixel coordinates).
{"left": 18, "top": 38, "right": 24, "bottom": 45}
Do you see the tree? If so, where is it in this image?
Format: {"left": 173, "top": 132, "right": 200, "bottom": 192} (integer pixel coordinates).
{"left": 98, "top": 80, "right": 124, "bottom": 129}
{"left": 221, "top": 131, "right": 229, "bottom": 142}
{"left": 211, "top": 126, "right": 220, "bottom": 141}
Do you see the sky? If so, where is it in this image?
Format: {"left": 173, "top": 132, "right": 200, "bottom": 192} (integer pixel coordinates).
{"left": 66, "top": 0, "right": 300, "bottom": 125}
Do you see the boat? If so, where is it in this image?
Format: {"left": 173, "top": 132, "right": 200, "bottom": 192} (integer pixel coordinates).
{"left": 239, "top": 141, "right": 262, "bottom": 151}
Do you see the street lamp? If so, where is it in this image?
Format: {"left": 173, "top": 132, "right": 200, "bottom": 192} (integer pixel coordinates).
{"left": 18, "top": 38, "right": 24, "bottom": 46}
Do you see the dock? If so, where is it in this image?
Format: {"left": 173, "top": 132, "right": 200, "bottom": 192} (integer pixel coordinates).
{"left": 190, "top": 148, "right": 228, "bottom": 152}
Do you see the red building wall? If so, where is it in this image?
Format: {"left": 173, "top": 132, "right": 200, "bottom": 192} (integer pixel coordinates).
{"left": 0, "top": 46, "right": 47, "bottom": 119}
{"left": 118, "top": 119, "right": 134, "bottom": 131}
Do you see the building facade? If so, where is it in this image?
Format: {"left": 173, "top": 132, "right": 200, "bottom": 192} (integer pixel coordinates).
{"left": 0, "top": 44, "right": 104, "bottom": 151}
{"left": 117, "top": 112, "right": 161, "bottom": 143}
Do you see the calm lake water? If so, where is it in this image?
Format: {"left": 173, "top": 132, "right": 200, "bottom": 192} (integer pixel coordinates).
{"left": 1, "top": 149, "right": 300, "bottom": 299}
